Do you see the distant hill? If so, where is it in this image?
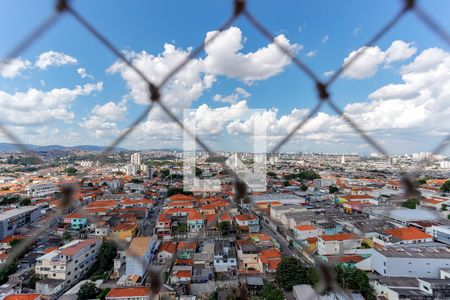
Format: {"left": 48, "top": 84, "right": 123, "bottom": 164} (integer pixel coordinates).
{"left": 0, "top": 143, "right": 128, "bottom": 152}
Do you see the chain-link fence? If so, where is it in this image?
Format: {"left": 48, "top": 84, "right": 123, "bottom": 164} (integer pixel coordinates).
{"left": 0, "top": 0, "right": 449, "bottom": 299}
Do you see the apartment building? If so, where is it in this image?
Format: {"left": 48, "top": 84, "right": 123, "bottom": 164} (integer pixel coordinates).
{"left": 35, "top": 239, "right": 101, "bottom": 295}
{"left": 26, "top": 182, "right": 58, "bottom": 198}
{"left": 0, "top": 206, "right": 41, "bottom": 239}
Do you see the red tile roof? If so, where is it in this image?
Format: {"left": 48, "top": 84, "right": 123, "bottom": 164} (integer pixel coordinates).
{"left": 295, "top": 225, "right": 317, "bottom": 231}
{"left": 4, "top": 294, "right": 40, "bottom": 300}
{"left": 168, "top": 194, "right": 195, "bottom": 201}
{"left": 106, "top": 287, "right": 150, "bottom": 298}
{"left": 60, "top": 239, "right": 98, "bottom": 256}
{"left": 384, "top": 227, "right": 432, "bottom": 241}
{"left": 320, "top": 233, "right": 358, "bottom": 241}
{"left": 158, "top": 241, "right": 177, "bottom": 254}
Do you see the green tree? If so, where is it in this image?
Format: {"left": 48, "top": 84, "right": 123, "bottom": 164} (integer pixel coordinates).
{"left": 300, "top": 184, "right": 308, "bottom": 191}
{"left": 403, "top": 199, "right": 417, "bottom": 209}
{"left": 166, "top": 188, "right": 193, "bottom": 197}
{"left": 219, "top": 221, "right": 231, "bottom": 235}
{"left": 283, "top": 180, "right": 290, "bottom": 187}
{"left": 63, "top": 230, "right": 72, "bottom": 241}
{"left": 329, "top": 186, "right": 339, "bottom": 194}
{"left": 267, "top": 171, "right": 277, "bottom": 178}
{"left": 96, "top": 288, "right": 110, "bottom": 300}
{"left": 77, "top": 281, "right": 99, "bottom": 300}
{"left": 442, "top": 204, "right": 448, "bottom": 211}
{"left": 275, "top": 257, "right": 308, "bottom": 290}
{"left": 209, "top": 291, "right": 218, "bottom": 300}
{"left": 195, "top": 167, "right": 203, "bottom": 177}
{"left": 65, "top": 167, "right": 78, "bottom": 176}
{"left": 441, "top": 180, "right": 450, "bottom": 193}
{"left": 335, "top": 265, "right": 375, "bottom": 300}
{"left": 19, "top": 197, "right": 31, "bottom": 206}
{"left": 0, "top": 263, "right": 17, "bottom": 284}
{"left": 416, "top": 178, "right": 428, "bottom": 185}
{"left": 258, "top": 283, "right": 284, "bottom": 300}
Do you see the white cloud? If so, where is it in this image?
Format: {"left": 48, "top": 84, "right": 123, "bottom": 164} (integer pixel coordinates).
{"left": 77, "top": 68, "right": 94, "bottom": 80}
{"left": 81, "top": 99, "right": 127, "bottom": 138}
{"left": 306, "top": 50, "right": 317, "bottom": 58}
{"left": 0, "top": 82, "right": 103, "bottom": 126}
{"left": 228, "top": 47, "right": 450, "bottom": 152}
{"left": 0, "top": 58, "right": 31, "bottom": 78}
{"left": 324, "top": 70, "right": 335, "bottom": 77}
{"left": 321, "top": 35, "right": 329, "bottom": 44}
{"left": 204, "top": 27, "right": 301, "bottom": 83}
{"left": 342, "top": 40, "right": 417, "bottom": 79}
{"left": 108, "top": 26, "right": 299, "bottom": 124}
{"left": 35, "top": 51, "right": 78, "bottom": 70}
{"left": 353, "top": 26, "right": 362, "bottom": 36}
{"left": 213, "top": 87, "right": 251, "bottom": 104}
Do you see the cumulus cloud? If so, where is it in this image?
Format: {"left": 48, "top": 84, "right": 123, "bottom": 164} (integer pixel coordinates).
{"left": 35, "top": 51, "right": 78, "bottom": 69}
{"left": 77, "top": 68, "right": 94, "bottom": 80}
{"left": 0, "top": 58, "right": 31, "bottom": 78}
{"left": 342, "top": 40, "right": 417, "bottom": 79}
{"left": 0, "top": 82, "right": 103, "bottom": 126}
{"left": 213, "top": 87, "right": 251, "bottom": 104}
{"left": 108, "top": 26, "right": 299, "bottom": 124}
{"left": 203, "top": 27, "right": 301, "bottom": 83}
{"left": 226, "top": 46, "right": 450, "bottom": 152}
{"left": 80, "top": 99, "right": 127, "bottom": 138}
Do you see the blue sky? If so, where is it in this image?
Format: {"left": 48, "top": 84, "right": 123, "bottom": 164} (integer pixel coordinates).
{"left": 1, "top": 0, "right": 450, "bottom": 154}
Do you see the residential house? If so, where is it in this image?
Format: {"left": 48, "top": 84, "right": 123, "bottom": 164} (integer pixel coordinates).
{"left": 214, "top": 240, "right": 237, "bottom": 273}
{"left": 236, "top": 240, "right": 260, "bottom": 272}
{"left": 63, "top": 213, "right": 88, "bottom": 230}
{"left": 235, "top": 214, "right": 260, "bottom": 233}
{"left": 126, "top": 236, "right": 159, "bottom": 277}
{"left": 257, "top": 248, "right": 282, "bottom": 273}
{"left": 293, "top": 225, "right": 323, "bottom": 240}
{"left": 111, "top": 221, "right": 138, "bottom": 242}
{"left": 156, "top": 241, "right": 177, "bottom": 263}
{"left": 317, "top": 233, "right": 361, "bottom": 256}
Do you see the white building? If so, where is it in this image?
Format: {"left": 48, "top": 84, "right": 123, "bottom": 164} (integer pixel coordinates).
{"left": 439, "top": 161, "right": 450, "bottom": 169}
{"left": 126, "top": 236, "right": 159, "bottom": 277}
{"left": 317, "top": 233, "right": 362, "bottom": 256}
{"left": 270, "top": 205, "right": 306, "bottom": 221}
{"left": 372, "top": 244, "right": 450, "bottom": 278}
{"left": 26, "top": 182, "right": 58, "bottom": 197}
{"left": 131, "top": 153, "right": 141, "bottom": 165}
{"left": 0, "top": 206, "right": 41, "bottom": 239}
{"left": 79, "top": 161, "right": 94, "bottom": 167}
{"left": 214, "top": 241, "right": 237, "bottom": 273}
{"left": 35, "top": 239, "right": 101, "bottom": 295}
{"left": 426, "top": 225, "right": 450, "bottom": 245}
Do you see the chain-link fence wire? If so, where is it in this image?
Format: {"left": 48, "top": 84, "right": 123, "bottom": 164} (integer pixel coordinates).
{"left": 1, "top": 0, "right": 450, "bottom": 298}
